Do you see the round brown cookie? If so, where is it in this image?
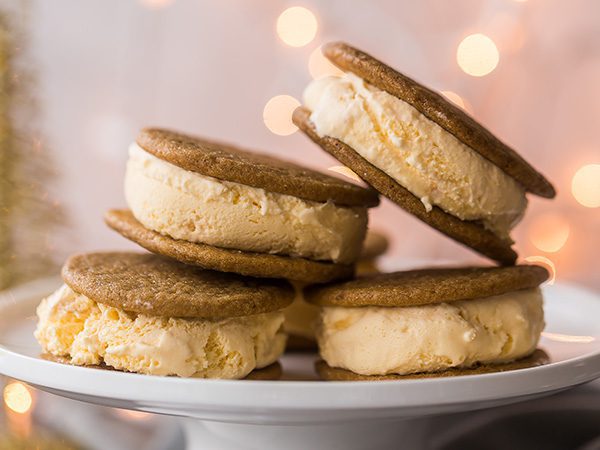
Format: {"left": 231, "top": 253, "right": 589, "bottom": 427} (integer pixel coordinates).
{"left": 321, "top": 42, "right": 555, "bottom": 199}
{"left": 62, "top": 251, "right": 294, "bottom": 319}
{"left": 360, "top": 230, "right": 389, "bottom": 260}
{"left": 294, "top": 107, "right": 517, "bottom": 265}
{"left": 43, "top": 354, "right": 282, "bottom": 380}
{"left": 105, "top": 209, "right": 354, "bottom": 284}
{"left": 304, "top": 265, "right": 548, "bottom": 308}
{"left": 286, "top": 334, "right": 318, "bottom": 352}
{"left": 315, "top": 349, "right": 549, "bottom": 381}
{"left": 243, "top": 362, "right": 283, "bottom": 380}
{"left": 137, "top": 127, "right": 379, "bottom": 207}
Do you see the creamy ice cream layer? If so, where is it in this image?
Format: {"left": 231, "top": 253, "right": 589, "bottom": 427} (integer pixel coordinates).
{"left": 35, "top": 285, "right": 286, "bottom": 379}
{"left": 304, "top": 74, "right": 527, "bottom": 239}
{"left": 125, "top": 143, "right": 367, "bottom": 264}
{"left": 317, "top": 288, "right": 544, "bottom": 376}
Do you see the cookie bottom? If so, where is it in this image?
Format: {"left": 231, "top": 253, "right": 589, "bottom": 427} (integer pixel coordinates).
{"left": 42, "top": 353, "right": 282, "bottom": 380}
{"left": 105, "top": 209, "right": 353, "bottom": 284}
{"left": 315, "top": 349, "right": 549, "bottom": 381}
{"left": 285, "top": 334, "right": 318, "bottom": 352}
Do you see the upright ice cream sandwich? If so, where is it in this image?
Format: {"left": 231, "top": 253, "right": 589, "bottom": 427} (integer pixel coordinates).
{"left": 105, "top": 128, "right": 379, "bottom": 283}
{"left": 306, "top": 265, "right": 549, "bottom": 379}
{"left": 35, "top": 252, "right": 294, "bottom": 379}
{"left": 294, "top": 42, "right": 555, "bottom": 265}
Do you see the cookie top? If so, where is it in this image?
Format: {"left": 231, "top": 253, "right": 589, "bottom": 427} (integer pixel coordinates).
{"left": 321, "top": 42, "right": 555, "bottom": 199}
{"left": 304, "top": 265, "right": 548, "bottom": 308}
{"left": 136, "top": 127, "right": 379, "bottom": 207}
{"left": 315, "top": 349, "right": 549, "bottom": 381}
{"left": 62, "top": 251, "right": 294, "bottom": 319}
{"left": 105, "top": 209, "right": 354, "bottom": 284}
{"left": 293, "top": 107, "right": 518, "bottom": 265}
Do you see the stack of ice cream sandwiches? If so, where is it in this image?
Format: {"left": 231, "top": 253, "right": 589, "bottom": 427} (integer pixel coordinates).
{"left": 36, "top": 41, "right": 555, "bottom": 380}
{"left": 35, "top": 128, "right": 378, "bottom": 379}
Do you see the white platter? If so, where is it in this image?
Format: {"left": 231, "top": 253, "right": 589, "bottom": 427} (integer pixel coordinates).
{"left": 1, "top": 277, "right": 599, "bottom": 449}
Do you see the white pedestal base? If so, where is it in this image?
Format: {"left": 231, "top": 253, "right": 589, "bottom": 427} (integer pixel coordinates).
{"left": 183, "top": 417, "right": 432, "bottom": 450}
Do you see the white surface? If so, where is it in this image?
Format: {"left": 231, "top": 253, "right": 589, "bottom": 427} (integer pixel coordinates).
{"left": 0, "top": 277, "right": 599, "bottom": 427}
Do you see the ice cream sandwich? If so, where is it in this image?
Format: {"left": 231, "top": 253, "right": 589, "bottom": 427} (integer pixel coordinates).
{"left": 305, "top": 265, "right": 549, "bottom": 379}
{"left": 105, "top": 128, "right": 378, "bottom": 283}
{"left": 294, "top": 42, "right": 555, "bottom": 265}
{"left": 35, "top": 252, "right": 294, "bottom": 379}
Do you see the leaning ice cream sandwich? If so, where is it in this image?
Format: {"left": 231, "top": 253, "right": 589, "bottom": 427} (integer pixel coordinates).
{"left": 306, "top": 265, "right": 549, "bottom": 380}
{"left": 294, "top": 42, "right": 555, "bottom": 265}
{"left": 105, "top": 128, "right": 379, "bottom": 284}
{"left": 35, "top": 252, "right": 294, "bottom": 379}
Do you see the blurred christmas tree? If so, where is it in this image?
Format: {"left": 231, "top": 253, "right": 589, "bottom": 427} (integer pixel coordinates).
{"left": 0, "top": 5, "right": 64, "bottom": 289}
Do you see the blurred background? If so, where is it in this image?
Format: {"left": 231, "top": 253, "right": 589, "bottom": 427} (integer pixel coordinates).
{"left": 0, "top": 0, "right": 599, "bottom": 291}
{"left": 0, "top": 1, "right": 598, "bottom": 448}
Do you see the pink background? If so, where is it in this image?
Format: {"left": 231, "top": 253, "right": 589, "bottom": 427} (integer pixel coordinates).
{"left": 24, "top": 0, "right": 600, "bottom": 289}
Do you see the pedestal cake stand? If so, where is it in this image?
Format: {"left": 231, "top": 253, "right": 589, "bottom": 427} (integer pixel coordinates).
{"left": 1, "top": 277, "right": 599, "bottom": 449}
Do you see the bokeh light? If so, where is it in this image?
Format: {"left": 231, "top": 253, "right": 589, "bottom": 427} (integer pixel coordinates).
{"left": 523, "top": 255, "right": 556, "bottom": 285}
{"left": 276, "top": 7, "right": 317, "bottom": 47}
{"left": 138, "top": 0, "right": 174, "bottom": 9}
{"left": 440, "top": 90, "right": 472, "bottom": 113}
{"left": 529, "top": 213, "right": 570, "bottom": 253}
{"left": 328, "top": 165, "right": 362, "bottom": 183}
{"left": 3, "top": 382, "right": 33, "bottom": 414}
{"left": 263, "top": 95, "right": 300, "bottom": 136}
{"left": 456, "top": 34, "right": 500, "bottom": 77}
{"left": 308, "top": 46, "right": 344, "bottom": 79}
{"left": 113, "top": 409, "right": 153, "bottom": 421}
{"left": 572, "top": 164, "right": 600, "bottom": 208}
{"left": 542, "top": 332, "right": 595, "bottom": 343}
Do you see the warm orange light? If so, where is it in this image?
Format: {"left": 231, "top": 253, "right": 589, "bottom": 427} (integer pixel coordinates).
{"left": 440, "top": 90, "right": 472, "bottom": 113}
{"left": 308, "top": 46, "right": 344, "bottom": 79}
{"left": 572, "top": 164, "right": 600, "bottom": 208}
{"left": 542, "top": 332, "right": 595, "bottom": 343}
{"left": 523, "top": 255, "right": 556, "bottom": 285}
{"left": 529, "top": 213, "right": 570, "bottom": 253}
{"left": 3, "top": 382, "right": 33, "bottom": 414}
{"left": 328, "top": 166, "right": 362, "bottom": 183}
{"left": 456, "top": 34, "right": 499, "bottom": 77}
{"left": 276, "top": 7, "right": 317, "bottom": 47}
{"left": 139, "top": 0, "right": 174, "bottom": 9}
{"left": 263, "top": 95, "right": 300, "bottom": 136}
{"left": 113, "top": 408, "right": 153, "bottom": 421}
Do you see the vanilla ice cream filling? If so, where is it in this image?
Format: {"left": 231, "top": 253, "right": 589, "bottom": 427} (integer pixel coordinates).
{"left": 317, "top": 288, "right": 544, "bottom": 376}
{"left": 35, "top": 285, "right": 286, "bottom": 379}
{"left": 304, "top": 74, "right": 527, "bottom": 239}
{"left": 124, "top": 143, "right": 367, "bottom": 264}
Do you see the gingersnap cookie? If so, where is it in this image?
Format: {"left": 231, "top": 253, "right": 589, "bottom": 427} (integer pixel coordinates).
{"left": 360, "top": 230, "right": 389, "bottom": 261}
{"left": 305, "top": 265, "right": 548, "bottom": 308}
{"left": 36, "top": 252, "right": 289, "bottom": 379}
{"left": 105, "top": 209, "right": 354, "bottom": 284}
{"left": 294, "top": 42, "right": 556, "bottom": 265}
{"left": 63, "top": 252, "right": 293, "bottom": 318}
{"left": 244, "top": 362, "right": 283, "bottom": 381}
{"left": 43, "top": 354, "right": 283, "bottom": 380}
{"left": 308, "top": 264, "right": 548, "bottom": 377}
{"left": 357, "top": 230, "right": 389, "bottom": 275}
{"left": 315, "top": 349, "right": 549, "bottom": 381}
{"left": 137, "top": 127, "right": 379, "bottom": 207}
{"left": 113, "top": 128, "right": 378, "bottom": 283}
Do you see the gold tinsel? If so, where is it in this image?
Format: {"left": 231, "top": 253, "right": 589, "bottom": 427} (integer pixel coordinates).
{"left": 0, "top": 7, "right": 64, "bottom": 289}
